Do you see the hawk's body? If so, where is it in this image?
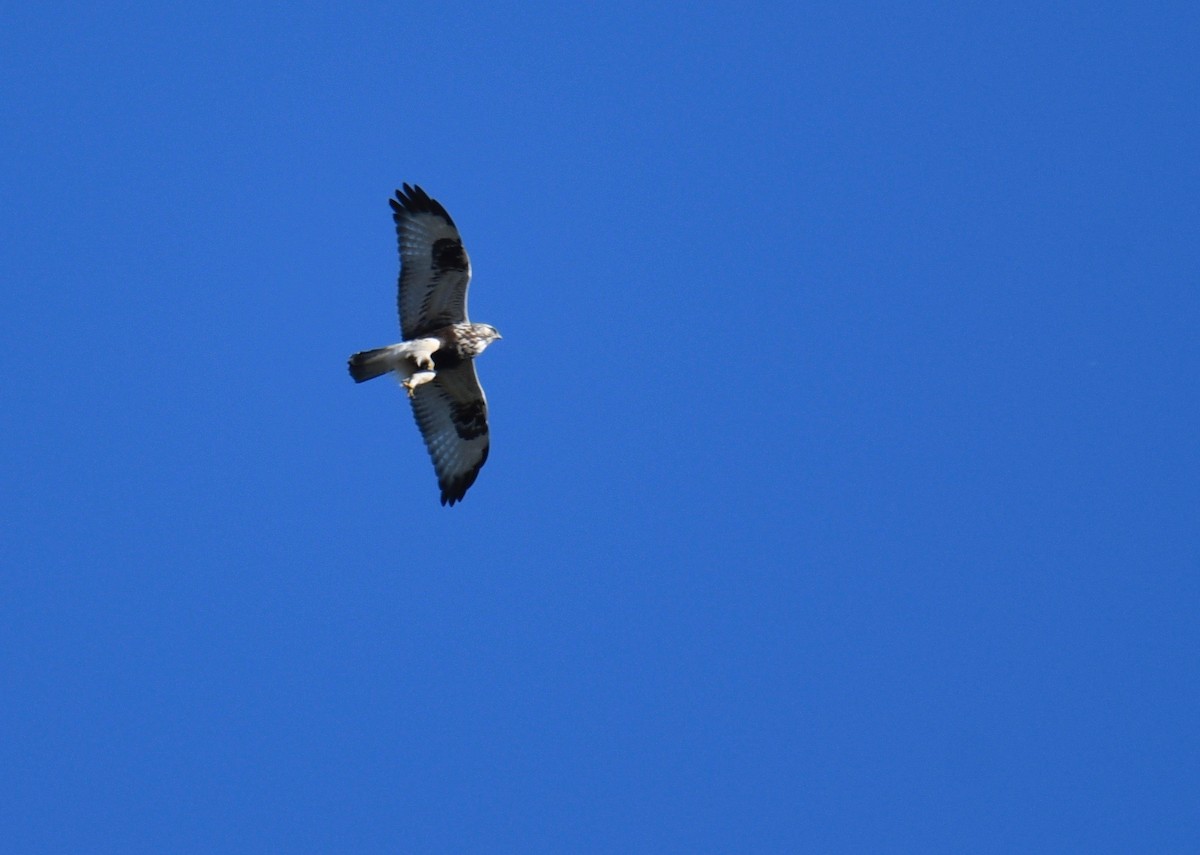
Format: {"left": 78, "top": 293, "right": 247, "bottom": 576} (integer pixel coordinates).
{"left": 348, "top": 185, "right": 501, "bottom": 506}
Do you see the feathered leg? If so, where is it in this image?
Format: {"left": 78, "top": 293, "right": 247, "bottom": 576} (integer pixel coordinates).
{"left": 401, "top": 370, "right": 436, "bottom": 398}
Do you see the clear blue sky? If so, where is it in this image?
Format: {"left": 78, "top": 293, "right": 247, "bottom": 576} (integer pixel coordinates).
{"left": 2, "top": 2, "right": 1197, "bottom": 852}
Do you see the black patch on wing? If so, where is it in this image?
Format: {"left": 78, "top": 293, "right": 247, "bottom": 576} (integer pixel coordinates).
{"left": 451, "top": 400, "right": 488, "bottom": 441}
{"left": 432, "top": 238, "right": 468, "bottom": 272}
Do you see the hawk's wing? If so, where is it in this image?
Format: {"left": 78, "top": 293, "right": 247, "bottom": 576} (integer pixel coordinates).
{"left": 409, "top": 359, "right": 490, "bottom": 506}
{"left": 391, "top": 184, "right": 472, "bottom": 340}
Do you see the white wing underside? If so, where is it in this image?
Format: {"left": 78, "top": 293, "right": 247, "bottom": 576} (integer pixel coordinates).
{"left": 409, "top": 359, "right": 489, "bottom": 506}
{"left": 395, "top": 194, "right": 472, "bottom": 340}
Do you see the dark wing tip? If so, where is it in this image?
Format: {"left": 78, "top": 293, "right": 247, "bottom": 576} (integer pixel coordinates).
{"left": 438, "top": 446, "right": 490, "bottom": 506}
{"left": 439, "top": 471, "right": 480, "bottom": 507}
{"left": 391, "top": 184, "right": 456, "bottom": 227}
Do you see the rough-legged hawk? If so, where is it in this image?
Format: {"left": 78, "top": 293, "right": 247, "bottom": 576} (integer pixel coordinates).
{"left": 348, "top": 184, "right": 501, "bottom": 506}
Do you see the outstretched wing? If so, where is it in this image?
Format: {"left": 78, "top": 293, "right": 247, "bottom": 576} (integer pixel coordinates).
{"left": 409, "top": 359, "right": 490, "bottom": 506}
{"left": 391, "top": 184, "right": 472, "bottom": 340}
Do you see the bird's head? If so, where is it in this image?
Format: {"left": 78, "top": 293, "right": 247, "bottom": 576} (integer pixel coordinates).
{"left": 476, "top": 324, "right": 502, "bottom": 346}
{"left": 464, "top": 323, "right": 502, "bottom": 356}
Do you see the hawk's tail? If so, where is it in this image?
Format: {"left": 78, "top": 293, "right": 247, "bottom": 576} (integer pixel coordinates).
{"left": 348, "top": 348, "right": 394, "bottom": 383}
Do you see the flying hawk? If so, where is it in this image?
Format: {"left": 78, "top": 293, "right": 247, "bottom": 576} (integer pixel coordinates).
{"left": 348, "top": 184, "right": 501, "bottom": 506}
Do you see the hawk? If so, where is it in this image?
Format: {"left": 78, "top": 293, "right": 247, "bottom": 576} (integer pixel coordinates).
{"left": 348, "top": 184, "right": 501, "bottom": 506}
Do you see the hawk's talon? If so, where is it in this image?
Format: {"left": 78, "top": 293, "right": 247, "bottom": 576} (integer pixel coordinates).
{"left": 402, "top": 369, "right": 437, "bottom": 397}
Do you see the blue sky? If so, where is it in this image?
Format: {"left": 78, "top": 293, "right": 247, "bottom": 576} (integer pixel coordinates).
{"left": 2, "top": 2, "right": 1197, "bottom": 852}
